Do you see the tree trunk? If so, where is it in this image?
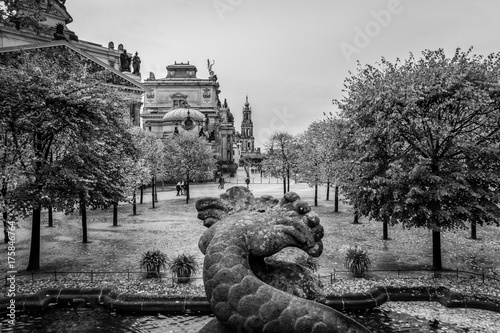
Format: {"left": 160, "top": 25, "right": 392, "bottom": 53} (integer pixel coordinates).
{"left": 314, "top": 182, "right": 318, "bottom": 207}
{"left": 185, "top": 173, "right": 190, "bottom": 204}
{"left": 113, "top": 202, "right": 118, "bottom": 226}
{"left": 471, "top": 220, "right": 477, "bottom": 240}
{"left": 132, "top": 190, "right": 137, "bottom": 215}
{"left": 80, "top": 194, "right": 88, "bottom": 244}
{"left": 432, "top": 230, "right": 442, "bottom": 270}
{"left": 334, "top": 186, "right": 339, "bottom": 213}
{"left": 48, "top": 205, "right": 53, "bottom": 227}
{"left": 382, "top": 221, "right": 388, "bottom": 240}
{"left": 26, "top": 150, "right": 43, "bottom": 271}
{"left": 326, "top": 179, "right": 330, "bottom": 201}
{"left": 154, "top": 177, "right": 158, "bottom": 202}
{"left": 282, "top": 176, "right": 286, "bottom": 194}
{"left": 287, "top": 169, "right": 290, "bottom": 192}
{"left": 353, "top": 207, "right": 359, "bottom": 224}
{"left": 3, "top": 211, "right": 8, "bottom": 244}
{"left": 26, "top": 205, "right": 41, "bottom": 271}
{"left": 151, "top": 177, "right": 155, "bottom": 209}
{"left": 140, "top": 184, "right": 143, "bottom": 204}
{"left": 429, "top": 162, "right": 442, "bottom": 271}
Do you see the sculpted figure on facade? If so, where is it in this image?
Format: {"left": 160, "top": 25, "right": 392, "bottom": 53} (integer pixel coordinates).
{"left": 132, "top": 52, "right": 141, "bottom": 75}
{"left": 227, "top": 108, "right": 234, "bottom": 123}
{"left": 207, "top": 59, "right": 215, "bottom": 77}
{"left": 120, "top": 49, "right": 131, "bottom": 72}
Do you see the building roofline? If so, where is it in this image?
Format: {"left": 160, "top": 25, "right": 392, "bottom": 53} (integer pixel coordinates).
{"left": 0, "top": 40, "right": 147, "bottom": 92}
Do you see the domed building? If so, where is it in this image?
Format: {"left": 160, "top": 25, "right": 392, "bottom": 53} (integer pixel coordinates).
{"left": 161, "top": 103, "right": 206, "bottom": 137}
{"left": 141, "top": 61, "right": 237, "bottom": 172}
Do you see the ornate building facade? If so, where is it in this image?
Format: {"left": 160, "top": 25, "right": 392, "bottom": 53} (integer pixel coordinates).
{"left": 234, "top": 96, "right": 262, "bottom": 168}
{"left": 141, "top": 61, "right": 237, "bottom": 171}
{"left": 0, "top": 0, "right": 145, "bottom": 125}
{"left": 240, "top": 95, "right": 255, "bottom": 153}
{"left": 1, "top": 1, "right": 262, "bottom": 173}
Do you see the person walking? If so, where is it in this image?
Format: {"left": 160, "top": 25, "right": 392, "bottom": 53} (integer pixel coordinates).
{"left": 218, "top": 177, "right": 225, "bottom": 189}
{"left": 176, "top": 181, "right": 182, "bottom": 196}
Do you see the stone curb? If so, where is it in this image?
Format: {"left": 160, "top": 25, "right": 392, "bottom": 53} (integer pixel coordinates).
{"left": 1, "top": 286, "right": 499, "bottom": 314}
{"left": 0, "top": 288, "right": 211, "bottom": 314}
{"left": 324, "top": 286, "right": 500, "bottom": 313}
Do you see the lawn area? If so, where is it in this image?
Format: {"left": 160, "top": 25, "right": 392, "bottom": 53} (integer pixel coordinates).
{"left": 2, "top": 180, "right": 500, "bottom": 291}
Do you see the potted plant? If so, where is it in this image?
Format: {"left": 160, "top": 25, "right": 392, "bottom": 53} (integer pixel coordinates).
{"left": 139, "top": 250, "right": 168, "bottom": 277}
{"left": 343, "top": 245, "right": 371, "bottom": 277}
{"left": 169, "top": 253, "right": 199, "bottom": 283}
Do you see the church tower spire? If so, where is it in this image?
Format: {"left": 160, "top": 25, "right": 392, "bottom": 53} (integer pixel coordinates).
{"left": 241, "top": 95, "right": 254, "bottom": 153}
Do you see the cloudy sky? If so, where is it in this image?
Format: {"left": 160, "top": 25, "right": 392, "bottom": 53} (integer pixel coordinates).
{"left": 66, "top": 0, "right": 500, "bottom": 147}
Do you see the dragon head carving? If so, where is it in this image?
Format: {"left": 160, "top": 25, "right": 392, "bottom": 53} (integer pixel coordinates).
{"left": 196, "top": 187, "right": 324, "bottom": 259}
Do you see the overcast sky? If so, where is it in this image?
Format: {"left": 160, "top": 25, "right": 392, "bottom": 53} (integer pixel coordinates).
{"left": 65, "top": 0, "right": 500, "bottom": 148}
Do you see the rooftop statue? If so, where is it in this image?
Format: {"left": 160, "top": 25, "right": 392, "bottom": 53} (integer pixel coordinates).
{"left": 196, "top": 187, "right": 371, "bottom": 333}
{"left": 132, "top": 52, "right": 141, "bottom": 75}
{"left": 207, "top": 59, "right": 215, "bottom": 77}
{"left": 120, "top": 49, "right": 131, "bottom": 72}
{"left": 207, "top": 59, "right": 218, "bottom": 82}
{"left": 227, "top": 108, "right": 234, "bottom": 123}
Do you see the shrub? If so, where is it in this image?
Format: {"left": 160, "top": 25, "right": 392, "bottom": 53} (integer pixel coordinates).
{"left": 169, "top": 253, "right": 199, "bottom": 283}
{"left": 343, "top": 245, "right": 371, "bottom": 277}
{"left": 139, "top": 250, "right": 168, "bottom": 277}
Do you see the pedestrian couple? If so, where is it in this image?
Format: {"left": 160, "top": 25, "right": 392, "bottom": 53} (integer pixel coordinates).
{"left": 176, "top": 181, "right": 185, "bottom": 196}
{"left": 218, "top": 177, "right": 225, "bottom": 189}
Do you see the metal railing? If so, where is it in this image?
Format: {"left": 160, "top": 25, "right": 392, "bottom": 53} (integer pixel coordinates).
{"left": 4, "top": 269, "right": 204, "bottom": 287}
{"left": 4, "top": 267, "right": 499, "bottom": 288}
{"left": 232, "top": 177, "right": 282, "bottom": 184}
{"left": 318, "top": 267, "right": 500, "bottom": 285}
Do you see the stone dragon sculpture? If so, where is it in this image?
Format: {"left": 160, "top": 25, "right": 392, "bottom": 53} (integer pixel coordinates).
{"left": 196, "top": 186, "right": 370, "bottom": 333}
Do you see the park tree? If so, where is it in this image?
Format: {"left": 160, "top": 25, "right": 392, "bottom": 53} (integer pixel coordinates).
{"left": 1, "top": 108, "right": 27, "bottom": 242}
{"left": 334, "top": 48, "right": 500, "bottom": 270}
{"left": 163, "top": 131, "right": 216, "bottom": 204}
{"left": 0, "top": 50, "right": 137, "bottom": 270}
{"left": 262, "top": 131, "right": 298, "bottom": 194}
{"left": 130, "top": 127, "right": 164, "bottom": 209}
{"left": 296, "top": 122, "right": 327, "bottom": 206}
{"left": 0, "top": 0, "right": 47, "bottom": 33}
{"left": 322, "top": 118, "right": 352, "bottom": 213}
{"left": 318, "top": 116, "right": 363, "bottom": 221}
{"left": 126, "top": 127, "right": 157, "bottom": 214}
{"left": 46, "top": 129, "right": 137, "bottom": 239}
